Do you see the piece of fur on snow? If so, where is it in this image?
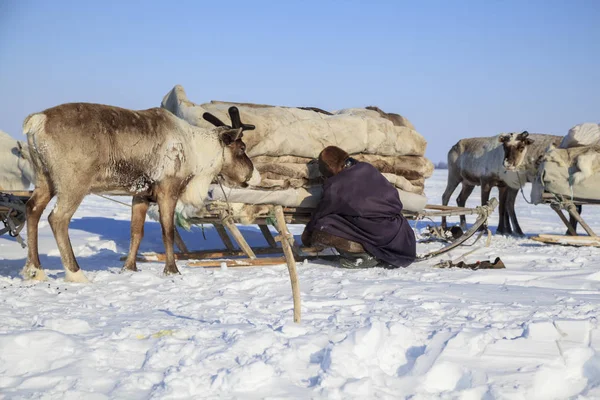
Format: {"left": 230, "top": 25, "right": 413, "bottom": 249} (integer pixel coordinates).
{"left": 161, "top": 85, "right": 427, "bottom": 158}
{"left": 559, "top": 123, "right": 600, "bottom": 148}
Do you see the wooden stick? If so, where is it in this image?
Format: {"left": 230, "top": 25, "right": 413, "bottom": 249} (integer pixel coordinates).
{"left": 550, "top": 203, "right": 577, "bottom": 236}
{"left": 173, "top": 228, "right": 189, "bottom": 253}
{"left": 0, "top": 190, "right": 33, "bottom": 197}
{"left": 274, "top": 205, "right": 301, "bottom": 323}
{"left": 566, "top": 203, "right": 597, "bottom": 237}
{"left": 124, "top": 246, "right": 329, "bottom": 262}
{"left": 125, "top": 247, "right": 276, "bottom": 262}
{"left": 424, "top": 204, "right": 473, "bottom": 212}
{"left": 531, "top": 234, "right": 600, "bottom": 247}
{"left": 259, "top": 224, "right": 279, "bottom": 248}
{"left": 189, "top": 257, "right": 287, "bottom": 267}
{"left": 188, "top": 254, "right": 339, "bottom": 268}
{"left": 213, "top": 224, "right": 235, "bottom": 251}
{"left": 222, "top": 217, "right": 257, "bottom": 259}
{"left": 187, "top": 215, "right": 312, "bottom": 225}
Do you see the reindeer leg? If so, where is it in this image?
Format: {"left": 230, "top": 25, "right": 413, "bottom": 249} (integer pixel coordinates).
{"left": 123, "top": 195, "right": 150, "bottom": 272}
{"left": 480, "top": 183, "right": 496, "bottom": 232}
{"left": 441, "top": 176, "right": 462, "bottom": 229}
{"left": 456, "top": 183, "right": 475, "bottom": 230}
{"left": 507, "top": 188, "right": 524, "bottom": 236}
{"left": 48, "top": 187, "right": 89, "bottom": 283}
{"left": 21, "top": 181, "right": 53, "bottom": 280}
{"left": 156, "top": 187, "right": 179, "bottom": 275}
{"left": 497, "top": 186, "right": 508, "bottom": 235}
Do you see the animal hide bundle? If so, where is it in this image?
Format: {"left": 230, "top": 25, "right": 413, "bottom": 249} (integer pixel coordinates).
{"left": 531, "top": 145, "right": 600, "bottom": 203}
{"left": 252, "top": 155, "right": 431, "bottom": 193}
{"left": 559, "top": 123, "right": 600, "bottom": 149}
{"left": 162, "top": 85, "right": 427, "bottom": 158}
{"left": 160, "top": 85, "right": 433, "bottom": 212}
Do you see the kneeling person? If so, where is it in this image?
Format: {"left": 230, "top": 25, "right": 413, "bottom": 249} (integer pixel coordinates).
{"left": 302, "top": 146, "right": 417, "bottom": 268}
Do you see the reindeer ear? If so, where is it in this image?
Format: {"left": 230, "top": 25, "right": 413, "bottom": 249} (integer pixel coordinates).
{"left": 499, "top": 134, "right": 509, "bottom": 143}
{"left": 517, "top": 131, "right": 530, "bottom": 140}
{"left": 525, "top": 138, "right": 534, "bottom": 145}
{"left": 219, "top": 127, "right": 243, "bottom": 146}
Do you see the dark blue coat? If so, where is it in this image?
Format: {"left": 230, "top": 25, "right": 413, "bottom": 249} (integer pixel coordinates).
{"left": 305, "top": 162, "right": 417, "bottom": 267}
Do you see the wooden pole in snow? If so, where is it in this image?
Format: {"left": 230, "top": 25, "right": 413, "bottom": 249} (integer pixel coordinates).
{"left": 274, "top": 205, "right": 301, "bottom": 323}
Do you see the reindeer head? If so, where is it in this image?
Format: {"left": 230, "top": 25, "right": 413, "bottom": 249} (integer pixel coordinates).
{"left": 499, "top": 131, "right": 534, "bottom": 171}
{"left": 203, "top": 106, "right": 259, "bottom": 188}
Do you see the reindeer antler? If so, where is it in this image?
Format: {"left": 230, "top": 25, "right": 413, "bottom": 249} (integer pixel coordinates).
{"left": 202, "top": 112, "right": 228, "bottom": 127}
{"left": 228, "top": 107, "right": 255, "bottom": 132}
{"left": 203, "top": 107, "right": 255, "bottom": 141}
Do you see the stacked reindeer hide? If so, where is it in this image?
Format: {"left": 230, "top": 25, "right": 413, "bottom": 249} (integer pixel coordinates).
{"left": 559, "top": 123, "right": 600, "bottom": 148}
{"left": 161, "top": 85, "right": 433, "bottom": 213}
{"left": 532, "top": 122, "right": 600, "bottom": 204}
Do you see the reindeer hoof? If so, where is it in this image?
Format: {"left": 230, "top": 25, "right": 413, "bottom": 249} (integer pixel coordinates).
{"left": 163, "top": 265, "right": 181, "bottom": 276}
{"left": 65, "top": 269, "right": 90, "bottom": 283}
{"left": 21, "top": 265, "right": 48, "bottom": 281}
{"left": 122, "top": 264, "right": 139, "bottom": 272}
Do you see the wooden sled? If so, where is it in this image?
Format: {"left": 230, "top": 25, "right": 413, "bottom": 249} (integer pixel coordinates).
{"left": 133, "top": 198, "right": 499, "bottom": 266}
{"left": 2, "top": 189, "right": 497, "bottom": 323}
{"left": 531, "top": 193, "right": 600, "bottom": 247}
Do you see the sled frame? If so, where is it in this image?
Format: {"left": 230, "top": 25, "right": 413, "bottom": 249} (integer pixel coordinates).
{"left": 531, "top": 193, "right": 600, "bottom": 247}
{"left": 133, "top": 198, "right": 499, "bottom": 266}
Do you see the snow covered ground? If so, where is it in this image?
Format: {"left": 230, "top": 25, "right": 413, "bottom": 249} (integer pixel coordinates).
{"left": 1, "top": 169, "right": 600, "bottom": 399}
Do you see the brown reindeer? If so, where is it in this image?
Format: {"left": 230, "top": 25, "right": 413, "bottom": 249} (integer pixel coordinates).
{"left": 22, "top": 103, "right": 255, "bottom": 282}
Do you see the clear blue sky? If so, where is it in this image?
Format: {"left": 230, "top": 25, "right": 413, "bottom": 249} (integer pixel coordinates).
{"left": 1, "top": 0, "right": 598, "bottom": 162}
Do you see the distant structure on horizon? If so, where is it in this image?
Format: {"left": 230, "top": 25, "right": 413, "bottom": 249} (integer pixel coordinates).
{"left": 435, "top": 161, "right": 448, "bottom": 169}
